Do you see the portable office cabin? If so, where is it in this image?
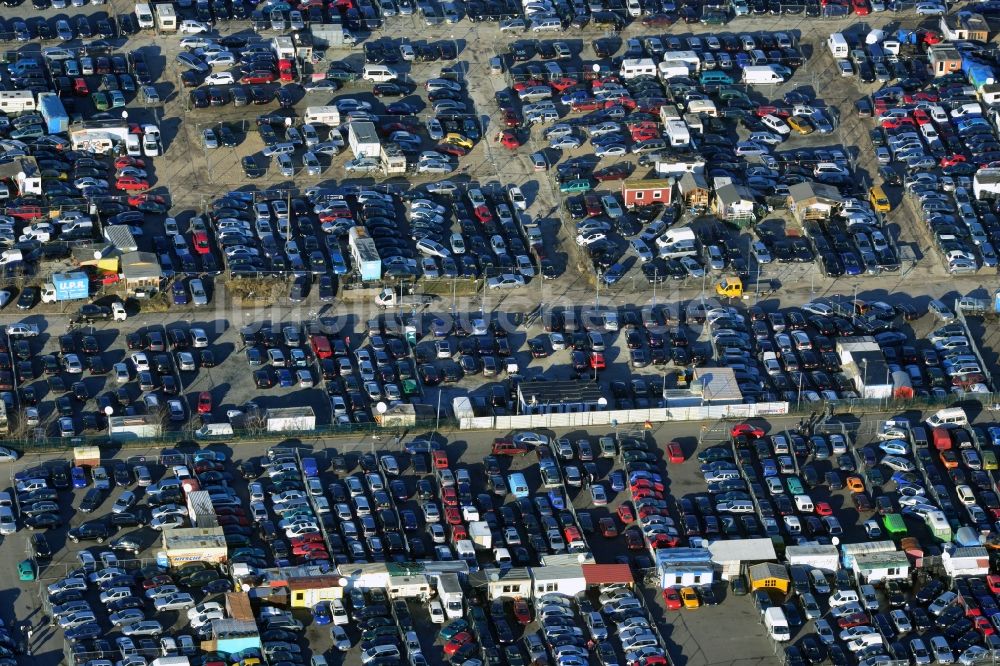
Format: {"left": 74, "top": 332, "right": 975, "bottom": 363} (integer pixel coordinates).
{"left": 160, "top": 527, "right": 228, "bottom": 566}
{"left": 622, "top": 178, "right": 673, "bottom": 208}
{"left": 660, "top": 563, "right": 715, "bottom": 588}
{"left": 852, "top": 550, "right": 909, "bottom": 583}
{"left": 485, "top": 567, "right": 532, "bottom": 600}
{"left": 530, "top": 565, "right": 585, "bottom": 598}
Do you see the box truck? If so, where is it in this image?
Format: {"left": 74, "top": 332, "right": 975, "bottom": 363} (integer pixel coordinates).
{"left": 436, "top": 573, "right": 464, "bottom": 619}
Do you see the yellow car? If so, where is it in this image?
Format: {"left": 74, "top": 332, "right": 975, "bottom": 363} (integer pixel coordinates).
{"left": 869, "top": 185, "right": 891, "bottom": 214}
{"left": 787, "top": 115, "right": 814, "bottom": 135}
{"left": 444, "top": 133, "right": 473, "bottom": 149}
{"left": 680, "top": 586, "right": 701, "bottom": 609}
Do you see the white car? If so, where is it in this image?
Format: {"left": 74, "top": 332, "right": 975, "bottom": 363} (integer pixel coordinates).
{"left": 179, "top": 19, "right": 212, "bottom": 33}
{"left": 130, "top": 352, "right": 150, "bottom": 372}
{"left": 0, "top": 447, "right": 18, "bottom": 463}
{"left": 0, "top": 507, "right": 15, "bottom": 535}
{"left": 203, "top": 72, "right": 234, "bottom": 85}
{"left": 113, "top": 362, "right": 130, "bottom": 383}
{"left": 914, "top": 1, "right": 945, "bottom": 13}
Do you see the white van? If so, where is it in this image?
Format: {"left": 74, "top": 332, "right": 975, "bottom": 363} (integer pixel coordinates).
{"left": 763, "top": 607, "right": 790, "bottom": 641}
{"left": 827, "top": 32, "right": 849, "bottom": 58}
{"left": 793, "top": 494, "right": 814, "bottom": 513}
{"left": 620, "top": 58, "right": 657, "bottom": 79}
{"left": 136, "top": 2, "right": 155, "bottom": 28}
{"left": 362, "top": 64, "right": 397, "bottom": 83}
{"left": 926, "top": 407, "right": 968, "bottom": 429}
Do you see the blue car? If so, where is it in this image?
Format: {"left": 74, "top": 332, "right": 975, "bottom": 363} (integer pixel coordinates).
{"left": 71, "top": 466, "right": 88, "bottom": 488}
{"left": 609, "top": 470, "right": 625, "bottom": 492}
{"left": 841, "top": 251, "right": 862, "bottom": 275}
{"left": 601, "top": 263, "right": 626, "bottom": 286}
{"left": 761, "top": 458, "right": 778, "bottom": 477}
{"left": 171, "top": 280, "right": 189, "bottom": 305}
{"left": 277, "top": 368, "right": 294, "bottom": 387}
{"left": 329, "top": 251, "right": 349, "bottom": 275}
{"left": 548, "top": 489, "right": 565, "bottom": 510}
{"left": 312, "top": 601, "right": 332, "bottom": 625}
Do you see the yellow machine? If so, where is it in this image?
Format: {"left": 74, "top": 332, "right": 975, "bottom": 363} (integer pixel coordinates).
{"left": 715, "top": 276, "right": 743, "bottom": 298}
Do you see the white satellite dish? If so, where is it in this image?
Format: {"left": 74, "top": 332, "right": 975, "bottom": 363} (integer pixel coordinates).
{"left": 597, "top": 397, "right": 608, "bottom": 407}
{"left": 376, "top": 401, "right": 388, "bottom": 414}
{"left": 592, "top": 63, "right": 600, "bottom": 73}
{"left": 104, "top": 406, "right": 114, "bottom": 416}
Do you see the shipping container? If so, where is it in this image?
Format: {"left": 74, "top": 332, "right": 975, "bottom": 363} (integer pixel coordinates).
{"left": 38, "top": 93, "right": 69, "bottom": 134}
{"left": 185, "top": 490, "right": 218, "bottom": 528}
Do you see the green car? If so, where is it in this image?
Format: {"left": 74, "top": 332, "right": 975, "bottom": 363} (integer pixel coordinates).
{"left": 440, "top": 619, "right": 470, "bottom": 641}
{"left": 91, "top": 92, "right": 110, "bottom": 111}
{"left": 18, "top": 559, "right": 35, "bottom": 581}
{"left": 559, "top": 179, "right": 592, "bottom": 194}
{"left": 362, "top": 626, "right": 398, "bottom": 642}
{"left": 402, "top": 378, "right": 420, "bottom": 396}
{"left": 786, "top": 476, "right": 804, "bottom": 495}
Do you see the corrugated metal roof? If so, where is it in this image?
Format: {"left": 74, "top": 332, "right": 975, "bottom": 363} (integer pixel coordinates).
{"left": 581, "top": 564, "right": 634, "bottom": 586}
{"left": 748, "top": 562, "right": 788, "bottom": 581}
{"left": 708, "top": 538, "right": 776, "bottom": 563}
{"left": 531, "top": 565, "right": 583, "bottom": 582}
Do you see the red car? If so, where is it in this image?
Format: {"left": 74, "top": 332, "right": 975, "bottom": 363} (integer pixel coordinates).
{"left": 116, "top": 177, "right": 150, "bottom": 192}
{"left": 852, "top": 0, "right": 870, "bottom": 14}
{"left": 141, "top": 574, "right": 174, "bottom": 590}
{"left": 617, "top": 503, "right": 635, "bottom": 524}
{"left": 570, "top": 99, "right": 603, "bottom": 112}
{"left": 663, "top": 588, "right": 682, "bottom": 610}
{"left": 7, "top": 206, "right": 43, "bottom": 220}
{"left": 197, "top": 391, "right": 212, "bottom": 414}
{"left": 441, "top": 487, "right": 458, "bottom": 507}
{"left": 911, "top": 109, "right": 931, "bottom": 125}
{"left": 193, "top": 231, "right": 211, "bottom": 255}
{"left": 443, "top": 632, "right": 474, "bottom": 656}
{"left": 496, "top": 130, "right": 521, "bottom": 150}
{"left": 837, "top": 613, "right": 870, "bottom": 629}
{"left": 451, "top": 524, "right": 469, "bottom": 541}
{"left": 291, "top": 534, "right": 324, "bottom": 546}
{"left": 589, "top": 352, "right": 605, "bottom": 370}
{"left": 241, "top": 71, "right": 276, "bottom": 84}
{"left": 118, "top": 157, "right": 146, "bottom": 170}
{"left": 730, "top": 423, "right": 765, "bottom": 439}
{"left": 666, "top": 441, "right": 684, "bottom": 463}
{"left": 513, "top": 79, "right": 545, "bottom": 92}
{"left": 73, "top": 78, "right": 89, "bottom": 95}
{"left": 632, "top": 488, "right": 663, "bottom": 500}
{"left": 941, "top": 154, "right": 967, "bottom": 167}
{"left": 512, "top": 599, "right": 532, "bottom": 625}
{"left": 444, "top": 506, "right": 462, "bottom": 525}
{"left": 632, "top": 478, "right": 665, "bottom": 493}
{"left": 550, "top": 77, "right": 579, "bottom": 92}
{"left": 437, "top": 144, "right": 468, "bottom": 157}
{"left": 502, "top": 109, "right": 522, "bottom": 127}
{"left": 814, "top": 501, "right": 833, "bottom": 516}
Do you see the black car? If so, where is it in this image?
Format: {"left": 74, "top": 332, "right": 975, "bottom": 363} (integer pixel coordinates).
{"left": 242, "top": 156, "right": 265, "bottom": 178}
{"left": 80, "top": 488, "right": 105, "bottom": 513}
{"left": 25, "top": 513, "right": 63, "bottom": 530}
{"left": 68, "top": 520, "right": 114, "bottom": 543}
{"left": 16, "top": 287, "right": 37, "bottom": 310}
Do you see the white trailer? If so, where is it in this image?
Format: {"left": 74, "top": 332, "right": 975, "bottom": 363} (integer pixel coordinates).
{"left": 348, "top": 121, "right": 380, "bottom": 158}
{"left": 386, "top": 575, "right": 431, "bottom": 601}
{"left": 108, "top": 414, "right": 163, "bottom": 441}
{"left": 304, "top": 106, "right": 341, "bottom": 127}
{"left": 265, "top": 407, "right": 316, "bottom": 432}
{"left": 0, "top": 91, "right": 37, "bottom": 114}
